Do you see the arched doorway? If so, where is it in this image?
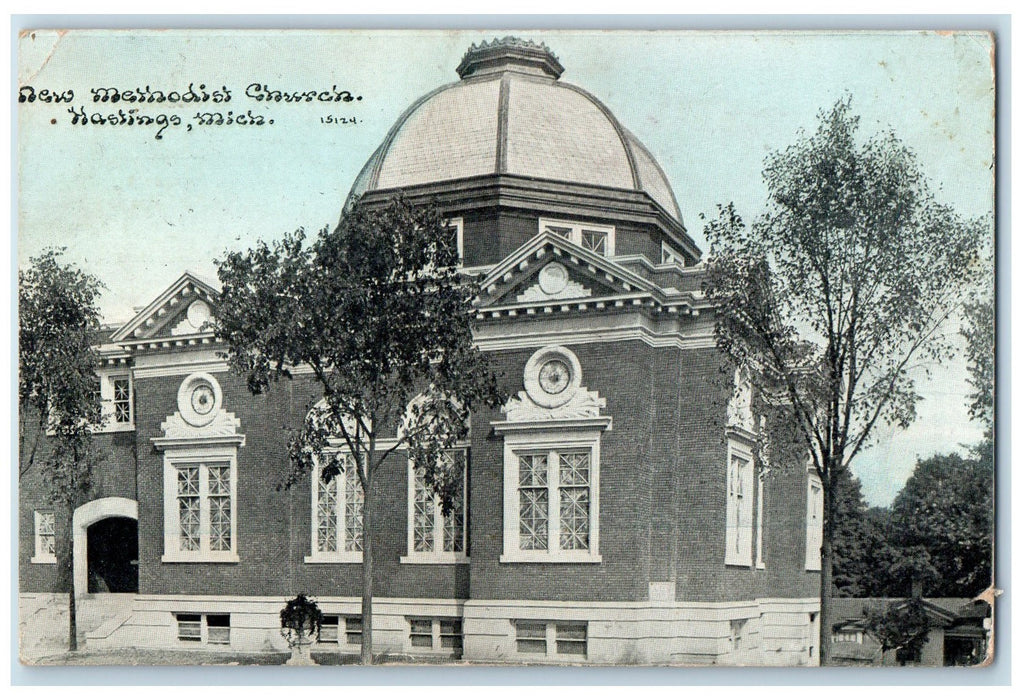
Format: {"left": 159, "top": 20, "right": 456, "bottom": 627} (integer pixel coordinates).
{"left": 73, "top": 497, "right": 138, "bottom": 597}
{"left": 86, "top": 517, "right": 138, "bottom": 593}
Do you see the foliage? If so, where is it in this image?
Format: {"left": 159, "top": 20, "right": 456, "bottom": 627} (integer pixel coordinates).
{"left": 19, "top": 248, "right": 105, "bottom": 476}
{"left": 831, "top": 473, "right": 892, "bottom": 598}
{"left": 280, "top": 593, "right": 324, "bottom": 645}
{"left": 702, "top": 97, "right": 988, "bottom": 663}
{"left": 215, "top": 195, "right": 504, "bottom": 663}
{"left": 18, "top": 248, "right": 106, "bottom": 652}
{"left": 961, "top": 297, "right": 994, "bottom": 435}
{"left": 863, "top": 597, "right": 932, "bottom": 662}
{"left": 888, "top": 451, "right": 993, "bottom": 597}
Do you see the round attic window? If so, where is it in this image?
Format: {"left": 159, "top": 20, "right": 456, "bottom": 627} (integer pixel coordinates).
{"left": 523, "top": 346, "right": 582, "bottom": 409}
{"left": 177, "top": 372, "right": 222, "bottom": 427}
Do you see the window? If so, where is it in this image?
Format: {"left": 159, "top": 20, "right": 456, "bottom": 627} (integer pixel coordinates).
{"left": 806, "top": 473, "right": 824, "bottom": 571}
{"left": 516, "top": 449, "right": 593, "bottom": 558}
{"left": 95, "top": 372, "right": 133, "bottom": 430}
{"left": 316, "top": 615, "right": 363, "bottom": 646}
{"left": 307, "top": 454, "right": 364, "bottom": 562}
{"left": 112, "top": 377, "right": 131, "bottom": 423}
{"left": 407, "top": 618, "right": 463, "bottom": 656}
{"left": 445, "top": 217, "right": 464, "bottom": 262}
{"left": 539, "top": 218, "right": 615, "bottom": 256}
{"left": 725, "top": 441, "right": 754, "bottom": 566}
{"left": 555, "top": 623, "right": 587, "bottom": 656}
{"left": 730, "top": 619, "right": 747, "bottom": 652}
{"left": 320, "top": 615, "right": 339, "bottom": 643}
{"left": 832, "top": 630, "right": 863, "bottom": 644}
{"left": 661, "top": 240, "right": 685, "bottom": 266}
{"left": 500, "top": 433, "right": 602, "bottom": 563}
{"left": 344, "top": 616, "right": 362, "bottom": 646}
{"left": 515, "top": 621, "right": 587, "bottom": 658}
{"left": 403, "top": 450, "right": 468, "bottom": 563}
{"left": 32, "top": 511, "right": 56, "bottom": 564}
{"left": 162, "top": 458, "right": 237, "bottom": 562}
{"left": 176, "top": 613, "right": 230, "bottom": 645}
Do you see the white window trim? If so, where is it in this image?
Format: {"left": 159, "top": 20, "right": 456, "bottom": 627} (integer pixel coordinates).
{"left": 446, "top": 216, "right": 464, "bottom": 263}
{"left": 31, "top": 510, "right": 57, "bottom": 564}
{"left": 500, "top": 429, "right": 602, "bottom": 564}
{"left": 725, "top": 439, "right": 755, "bottom": 567}
{"left": 538, "top": 218, "right": 615, "bottom": 256}
{"left": 95, "top": 371, "right": 134, "bottom": 433}
{"left": 806, "top": 472, "right": 824, "bottom": 571}
{"left": 305, "top": 453, "right": 364, "bottom": 564}
{"left": 660, "top": 240, "right": 685, "bottom": 267}
{"left": 400, "top": 447, "right": 470, "bottom": 565}
{"left": 755, "top": 469, "right": 766, "bottom": 569}
{"left": 161, "top": 445, "right": 239, "bottom": 563}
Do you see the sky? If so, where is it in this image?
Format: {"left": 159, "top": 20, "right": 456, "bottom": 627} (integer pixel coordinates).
{"left": 16, "top": 29, "right": 994, "bottom": 506}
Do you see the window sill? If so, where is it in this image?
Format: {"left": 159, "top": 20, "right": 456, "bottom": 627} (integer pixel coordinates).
{"left": 95, "top": 422, "right": 135, "bottom": 434}
{"left": 500, "top": 552, "right": 602, "bottom": 564}
{"left": 162, "top": 553, "right": 240, "bottom": 564}
{"left": 304, "top": 553, "right": 363, "bottom": 564}
{"left": 30, "top": 555, "right": 57, "bottom": 565}
{"left": 399, "top": 554, "right": 469, "bottom": 565}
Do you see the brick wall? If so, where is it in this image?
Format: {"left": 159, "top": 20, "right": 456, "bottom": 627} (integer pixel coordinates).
{"left": 22, "top": 333, "right": 819, "bottom": 606}
{"left": 18, "top": 421, "right": 137, "bottom": 593}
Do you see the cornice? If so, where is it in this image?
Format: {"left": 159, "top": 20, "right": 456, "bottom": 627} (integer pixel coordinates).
{"left": 354, "top": 173, "right": 700, "bottom": 262}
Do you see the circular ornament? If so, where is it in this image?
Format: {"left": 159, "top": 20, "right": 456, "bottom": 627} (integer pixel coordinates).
{"left": 538, "top": 359, "right": 571, "bottom": 395}
{"left": 537, "top": 262, "right": 569, "bottom": 295}
{"left": 177, "top": 372, "right": 223, "bottom": 427}
{"left": 523, "top": 346, "right": 583, "bottom": 409}
{"left": 186, "top": 299, "right": 211, "bottom": 330}
{"left": 191, "top": 384, "right": 216, "bottom": 416}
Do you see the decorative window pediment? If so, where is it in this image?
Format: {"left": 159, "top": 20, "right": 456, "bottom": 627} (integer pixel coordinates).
{"left": 494, "top": 346, "right": 610, "bottom": 428}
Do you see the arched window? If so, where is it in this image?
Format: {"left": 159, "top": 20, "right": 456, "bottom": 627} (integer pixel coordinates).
{"left": 304, "top": 399, "right": 367, "bottom": 564}
{"left": 400, "top": 393, "right": 470, "bottom": 564}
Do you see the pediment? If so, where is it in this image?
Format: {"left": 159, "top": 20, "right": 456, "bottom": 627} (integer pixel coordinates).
{"left": 111, "top": 272, "right": 220, "bottom": 342}
{"left": 476, "top": 232, "right": 654, "bottom": 308}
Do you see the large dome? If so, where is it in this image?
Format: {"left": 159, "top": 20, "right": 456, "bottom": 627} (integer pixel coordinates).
{"left": 346, "top": 38, "right": 683, "bottom": 224}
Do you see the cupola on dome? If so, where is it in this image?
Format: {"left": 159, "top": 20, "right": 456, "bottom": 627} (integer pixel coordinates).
{"left": 347, "top": 37, "right": 683, "bottom": 224}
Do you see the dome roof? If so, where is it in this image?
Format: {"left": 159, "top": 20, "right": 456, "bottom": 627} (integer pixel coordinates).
{"left": 347, "top": 38, "right": 683, "bottom": 224}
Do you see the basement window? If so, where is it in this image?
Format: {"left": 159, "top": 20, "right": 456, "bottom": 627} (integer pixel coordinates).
{"left": 407, "top": 617, "right": 463, "bottom": 656}
{"left": 176, "top": 613, "right": 230, "bottom": 645}
{"left": 515, "top": 620, "right": 588, "bottom": 658}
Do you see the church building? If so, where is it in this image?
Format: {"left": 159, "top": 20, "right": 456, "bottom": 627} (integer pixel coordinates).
{"left": 19, "top": 38, "right": 822, "bottom": 665}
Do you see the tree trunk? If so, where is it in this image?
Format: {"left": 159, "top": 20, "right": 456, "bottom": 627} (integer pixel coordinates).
{"left": 819, "top": 477, "right": 835, "bottom": 666}
{"left": 65, "top": 507, "right": 78, "bottom": 652}
{"left": 359, "top": 474, "right": 374, "bottom": 665}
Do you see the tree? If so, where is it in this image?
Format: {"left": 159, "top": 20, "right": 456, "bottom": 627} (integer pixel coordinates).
{"left": 831, "top": 472, "right": 891, "bottom": 598}
{"left": 703, "top": 98, "right": 988, "bottom": 664}
{"left": 863, "top": 597, "right": 932, "bottom": 665}
{"left": 888, "top": 451, "right": 993, "bottom": 597}
{"left": 215, "top": 195, "right": 503, "bottom": 664}
{"left": 19, "top": 248, "right": 105, "bottom": 651}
